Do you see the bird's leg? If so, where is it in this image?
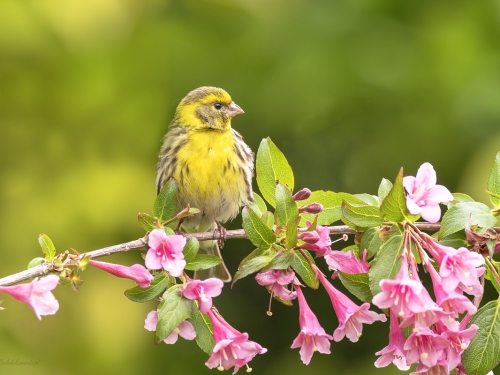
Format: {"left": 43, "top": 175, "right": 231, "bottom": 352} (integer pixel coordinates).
{"left": 215, "top": 221, "right": 226, "bottom": 248}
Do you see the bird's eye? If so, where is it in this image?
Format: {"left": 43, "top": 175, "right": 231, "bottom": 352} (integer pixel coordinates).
{"left": 214, "top": 103, "right": 222, "bottom": 110}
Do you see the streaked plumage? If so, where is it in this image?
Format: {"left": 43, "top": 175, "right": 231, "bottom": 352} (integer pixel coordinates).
{"left": 156, "top": 87, "right": 254, "bottom": 282}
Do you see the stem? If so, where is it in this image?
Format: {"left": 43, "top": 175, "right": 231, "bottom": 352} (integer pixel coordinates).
{"left": 0, "top": 222, "right": 496, "bottom": 287}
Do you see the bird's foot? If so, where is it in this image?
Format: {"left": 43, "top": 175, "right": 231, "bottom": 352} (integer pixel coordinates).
{"left": 215, "top": 221, "right": 226, "bottom": 248}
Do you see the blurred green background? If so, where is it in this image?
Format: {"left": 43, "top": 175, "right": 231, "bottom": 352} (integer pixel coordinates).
{"left": 1, "top": 0, "right": 500, "bottom": 374}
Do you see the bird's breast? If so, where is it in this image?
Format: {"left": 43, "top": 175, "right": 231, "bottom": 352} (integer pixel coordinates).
{"left": 173, "top": 130, "right": 248, "bottom": 229}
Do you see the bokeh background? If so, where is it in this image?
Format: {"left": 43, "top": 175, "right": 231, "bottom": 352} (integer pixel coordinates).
{"left": 1, "top": 0, "right": 500, "bottom": 374}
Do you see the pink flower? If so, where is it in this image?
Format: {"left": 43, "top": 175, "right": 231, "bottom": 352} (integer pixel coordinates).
{"left": 404, "top": 328, "right": 449, "bottom": 368}
{"left": 205, "top": 309, "right": 267, "bottom": 374}
{"left": 428, "top": 264, "right": 476, "bottom": 330}
{"left": 372, "top": 255, "right": 434, "bottom": 318}
{"left": 300, "top": 223, "right": 331, "bottom": 256}
{"left": 290, "top": 285, "right": 332, "bottom": 364}
{"left": 144, "top": 310, "right": 196, "bottom": 344}
{"left": 375, "top": 310, "right": 410, "bottom": 371}
{"left": 403, "top": 162, "right": 453, "bottom": 223}
{"left": 438, "top": 247, "right": 485, "bottom": 296}
{"left": 146, "top": 229, "right": 186, "bottom": 277}
{"left": 411, "top": 360, "right": 449, "bottom": 375}
{"left": 399, "top": 260, "right": 445, "bottom": 329}
{"left": 255, "top": 269, "right": 297, "bottom": 301}
{"left": 180, "top": 278, "right": 223, "bottom": 313}
{"left": 317, "top": 271, "right": 386, "bottom": 342}
{"left": 0, "top": 275, "right": 59, "bottom": 320}
{"left": 90, "top": 260, "right": 153, "bottom": 288}
{"left": 435, "top": 321, "right": 478, "bottom": 371}
{"left": 324, "top": 249, "right": 369, "bottom": 275}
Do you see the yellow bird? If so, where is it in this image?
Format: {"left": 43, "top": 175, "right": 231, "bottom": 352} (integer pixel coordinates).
{"left": 156, "top": 87, "right": 254, "bottom": 282}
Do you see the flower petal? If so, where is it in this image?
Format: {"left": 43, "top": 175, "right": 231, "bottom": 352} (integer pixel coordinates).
{"left": 419, "top": 203, "right": 442, "bottom": 223}
{"left": 415, "top": 162, "right": 437, "bottom": 190}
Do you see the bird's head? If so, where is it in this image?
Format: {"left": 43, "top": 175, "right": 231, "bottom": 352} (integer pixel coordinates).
{"left": 174, "top": 86, "right": 244, "bottom": 131}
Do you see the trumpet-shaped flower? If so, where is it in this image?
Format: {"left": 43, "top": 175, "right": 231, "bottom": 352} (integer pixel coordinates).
{"left": 404, "top": 328, "right": 449, "bottom": 368}
{"left": 375, "top": 310, "right": 410, "bottom": 371}
{"left": 180, "top": 278, "right": 223, "bottom": 313}
{"left": 439, "top": 247, "right": 485, "bottom": 296}
{"left": 435, "top": 321, "right": 478, "bottom": 371}
{"left": 146, "top": 229, "right": 186, "bottom": 277}
{"left": 403, "top": 162, "right": 453, "bottom": 223}
{"left": 300, "top": 223, "right": 332, "bottom": 256}
{"left": 372, "top": 255, "right": 434, "bottom": 318}
{"left": 255, "top": 269, "right": 297, "bottom": 301}
{"left": 0, "top": 275, "right": 60, "bottom": 320}
{"left": 291, "top": 285, "right": 332, "bottom": 364}
{"left": 317, "top": 271, "right": 386, "bottom": 342}
{"left": 324, "top": 249, "right": 369, "bottom": 275}
{"left": 205, "top": 309, "right": 267, "bottom": 374}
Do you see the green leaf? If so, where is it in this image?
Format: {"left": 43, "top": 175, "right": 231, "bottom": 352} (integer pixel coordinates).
{"left": 360, "top": 227, "right": 383, "bottom": 259}
{"left": 233, "top": 254, "right": 275, "bottom": 285}
{"left": 190, "top": 309, "right": 215, "bottom": 355}
{"left": 242, "top": 207, "right": 276, "bottom": 249}
{"left": 437, "top": 231, "right": 467, "bottom": 248}
{"left": 341, "top": 201, "right": 382, "bottom": 229}
{"left": 487, "top": 152, "right": 500, "bottom": 209}
{"left": 261, "top": 211, "right": 275, "bottom": 229}
{"left": 263, "top": 251, "right": 295, "bottom": 271}
{"left": 239, "top": 248, "right": 271, "bottom": 268}
{"left": 450, "top": 193, "right": 475, "bottom": 206}
{"left": 291, "top": 250, "right": 319, "bottom": 289}
{"left": 256, "top": 138, "right": 294, "bottom": 207}
{"left": 275, "top": 184, "right": 299, "bottom": 227}
{"left": 183, "top": 237, "right": 199, "bottom": 263}
{"left": 485, "top": 262, "right": 500, "bottom": 294}
{"left": 138, "top": 213, "right": 157, "bottom": 231}
{"left": 248, "top": 193, "right": 267, "bottom": 217}
{"left": 285, "top": 218, "right": 299, "bottom": 250}
{"left": 155, "top": 285, "right": 193, "bottom": 343}
{"left": 38, "top": 234, "right": 56, "bottom": 261}
{"left": 124, "top": 273, "right": 169, "bottom": 303}
{"left": 354, "top": 193, "right": 379, "bottom": 206}
{"left": 153, "top": 178, "right": 178, "bottom": 222}
{"left": 163, "top": 227, "right": 175, "bottom": 236}
{"left": 27, "top": 257, "right": 46, "bottom": 269}
{"left": 380, "top": 168, "right": 417, "bottom": 223}
{"left": 338, "top": 272, "right": 372, "bottom": 303}
{"left": 299, "top": 191, "right": 366, "bottom": 227}
{"left": 438, "top": 202, "right": 497, "bottom": 240}
{"left": 184, "top": 255, "right": 222, "bottom": 271}
{"left": 378, "top": 178, "right": 393, "bottom": 204}
{"left": 462, "top": 300, "right": 500, "bottom": 375}
{"left": 369, "top": 234, "right": 404, "bottom": 295}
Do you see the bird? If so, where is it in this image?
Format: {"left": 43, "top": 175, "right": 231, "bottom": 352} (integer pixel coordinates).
{"left": 156, "top": 87, "right": 254, "bottom": 282}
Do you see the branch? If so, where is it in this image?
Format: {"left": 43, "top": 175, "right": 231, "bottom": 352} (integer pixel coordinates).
{"left": 0, "top": 222, "right": 444, "bottom": 287}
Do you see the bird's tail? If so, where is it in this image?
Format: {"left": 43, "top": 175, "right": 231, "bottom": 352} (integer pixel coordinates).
{"left": 194, "top": 239, "right": 231, "bottom": 282}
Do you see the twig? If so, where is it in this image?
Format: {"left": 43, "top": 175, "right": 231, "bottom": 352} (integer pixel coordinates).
{"left": 0, "top": 222, "right": 473, "bottom": 287}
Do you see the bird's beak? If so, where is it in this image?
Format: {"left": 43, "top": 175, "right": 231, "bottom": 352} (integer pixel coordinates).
{"left": 227, "top": 101, "right": 245, "bottom": 117}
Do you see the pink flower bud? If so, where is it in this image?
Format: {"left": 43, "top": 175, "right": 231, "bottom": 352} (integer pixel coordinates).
{"left": 90, "top": 260, "right": 153, "bottom": 288}
{"left": 298, "top": 231, "right": 321, "bottom": 244}
{"left": 293, "top": 188, "right": 312, "bottom": 201}
{"left": 299, "top": 203, "right": 323, "bottom": 214}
